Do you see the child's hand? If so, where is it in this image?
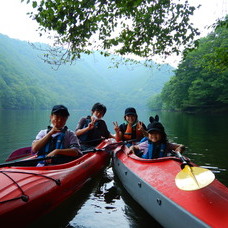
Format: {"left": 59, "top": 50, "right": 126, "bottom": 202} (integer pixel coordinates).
{"left": 88, "top": 117, "right": 97, "bottom": 130}
{"left": 49, "top": 126, "right": 62, "bottom": 135}
{"left": 138, "top": 122, "right": 148, "bottom": 136}
{"left": 113, "top": 121, "right": 120, "bottom": 132}
{"left": 126, "top": 146, "right": 135, "bottom": 155}
{"left": 88, "top": 121, "right": 95, "bottom": 130}
{"left": 46, "top": 149, "right": 59, "bottom": 163}
{"left": 137, "top": 121, "right": 144, "bottom": 131}
{"left": 175, "top": 145, "right": 185, "bottom": 153}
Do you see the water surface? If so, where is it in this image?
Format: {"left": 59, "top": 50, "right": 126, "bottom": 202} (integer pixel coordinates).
{"left": 0, "top": 109, "right": 227, "bottom": 227}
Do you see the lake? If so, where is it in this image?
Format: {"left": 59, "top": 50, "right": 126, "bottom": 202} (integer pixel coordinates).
{"left": 0, "top": 109, "right": 227, "bottom": 227}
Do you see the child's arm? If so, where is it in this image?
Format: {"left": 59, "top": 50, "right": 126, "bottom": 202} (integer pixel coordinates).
{"left": 47, "top": 148, "right": 80, "bottom": 157}
{"left": 75, "top": 119, "right": 95, "bottom": 136}
{"left": 32, "top": 127, "right": 61, "bottom": 153}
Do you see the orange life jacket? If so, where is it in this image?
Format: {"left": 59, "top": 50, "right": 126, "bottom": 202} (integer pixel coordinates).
{"left": 123, "top": 122, "right": 144, "bottom": 141}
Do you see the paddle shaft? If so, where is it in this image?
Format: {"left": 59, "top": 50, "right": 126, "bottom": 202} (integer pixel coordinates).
{"left": 82, "top": 139, "right": 137, "bottom": 154}
{"left": 1, "top": 147, "right": 106, "bottom": 168}
{"left": 1, "top": 148, "right": 104, "bottom": 168}
{"left": 0, "top": 156, "right": 54, "bottom": 168}
{"left": 1, "top": 145, "right": 114, "bottom": 168}
{"left": 6, "top": 137, "right": 106, "bottom": 162}
{"left": 3, "top": 139, "right": 137, "bottom": 167}
{"left": 81, "top": 137, "right": 105, "bottom": 144}
{"left": 175, "top": 151, "right": 189, "bottom": 168}
{"left": 0, "top": 145, "right": 114, "bottom": 168}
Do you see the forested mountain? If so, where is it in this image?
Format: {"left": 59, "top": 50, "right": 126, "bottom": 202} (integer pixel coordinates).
{"left": 0, "top": 34, "right": 174, "bottom": 110}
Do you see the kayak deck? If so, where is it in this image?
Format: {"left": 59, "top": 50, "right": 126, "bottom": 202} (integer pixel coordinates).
{"left": 113, "top": 146, "right": 228, "bottom": 228}
{"left": 0, "top": 139, "right": 112, "bottom": 227}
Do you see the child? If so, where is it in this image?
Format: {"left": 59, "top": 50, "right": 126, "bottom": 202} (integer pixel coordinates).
{"left": 32, "top": 105, "right": 81, "bottom": 165}
{"left": 75, "top": 102, "right": 113, "bottom": 149}
{"left": 127, "top": 115, "right": 185, "bottom": 158}
{"left": 113, "top": 107, "right": 147, "bottom": 143}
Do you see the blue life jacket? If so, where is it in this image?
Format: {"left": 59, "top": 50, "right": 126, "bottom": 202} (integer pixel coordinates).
{"left": 140, "top": 137, "right": 148, "bottom": 143}
{"left": 37, "top": 126, "right": 66, "bottom": 157}
{"left": 141, "top": 140, "right": 166, "bottom": 159}
{"left": 78, "top": 116, "right": 99, "bottom": 142}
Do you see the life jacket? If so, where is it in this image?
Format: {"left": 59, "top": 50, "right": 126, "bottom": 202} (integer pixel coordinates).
{"left": 78, "top": 116, "right": 100, "bottom": 142}
{"left": 123, "top": 122, "right": 144, "bottom": 140}
{"left": 141, "top": 140, "right": 166, "bottom": 159}
{"left": 78, "top": 116, "right": 103, "bottom": 145}
{"left": 37, "top": 126, "right": 67, "bottom": 156}
{"left": 78, "top": 116, "right": 91, "bottom": 142}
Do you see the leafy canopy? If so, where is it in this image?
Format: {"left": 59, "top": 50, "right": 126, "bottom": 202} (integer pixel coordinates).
{"left": 23, "top": 0, "right": 200, "bottom": 65}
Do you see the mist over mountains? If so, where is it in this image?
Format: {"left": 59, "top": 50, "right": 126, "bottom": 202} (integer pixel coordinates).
{"left": 0, "top": 34, "right": 174, "bottom": 110}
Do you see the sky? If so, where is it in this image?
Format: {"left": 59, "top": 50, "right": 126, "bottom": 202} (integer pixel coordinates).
{"left": 0, "top": 0, "right": 227, "bottom": 67}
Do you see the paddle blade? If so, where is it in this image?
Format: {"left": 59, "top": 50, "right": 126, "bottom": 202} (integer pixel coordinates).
{"left": 175, "top": 165, "right": 215, "bottom": 191}
{"left": 6, "top": 147, "right": 32, "bottom": 161}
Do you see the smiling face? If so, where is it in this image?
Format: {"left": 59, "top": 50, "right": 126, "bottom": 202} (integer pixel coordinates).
{"left": 148, "top": 131, "right": 162, "bottom": 143}
{"left": 125, "top": 114, "right": 137, "bottom": 125}
{"left": 92, "top": 110, "right": 104, "bottom": 119}
{"left": 50, "top": 114, "right": 68, "bottom": 129}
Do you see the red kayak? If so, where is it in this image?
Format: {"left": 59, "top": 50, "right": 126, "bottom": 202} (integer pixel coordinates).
{"left": 112, "top": 145, "right": 228, "bottom": 228}
{"left": 0, "top": 139, "right": 113, "bottom": 228}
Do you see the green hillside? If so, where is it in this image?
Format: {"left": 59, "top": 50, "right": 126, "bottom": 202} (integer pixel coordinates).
{"left": 0, "top": 34, "right": 174, "bottom": 110}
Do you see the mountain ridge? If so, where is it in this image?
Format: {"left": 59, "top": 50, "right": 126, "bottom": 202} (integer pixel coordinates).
{"left": 0, "top": 33, "right": 174, "bottom": 110}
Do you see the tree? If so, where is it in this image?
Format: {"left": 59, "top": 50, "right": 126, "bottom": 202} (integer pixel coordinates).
{"left": 24, "top": 0, "right": 200, "bottom": 65}
{"left": 160, "top": 16, "right": 228, "bottom": 111}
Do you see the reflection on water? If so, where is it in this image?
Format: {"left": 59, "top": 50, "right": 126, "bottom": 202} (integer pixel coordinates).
{"left": 1, "top": 110, "right": 228, "bottom": 228}
{"left": 156, "top": 112, "right": 228, "bottom": 185}
{"left": 28, "top": 166, "right": 161, "bottom": 228}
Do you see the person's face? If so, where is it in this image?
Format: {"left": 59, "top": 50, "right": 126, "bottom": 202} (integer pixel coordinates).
{"left": 50, "top": 114, "right": 68, "bottom": 129}
{"left": 125, "top": 114, "right": 136, "bottom": 124}
{"left": 93, "top": 110, "right": 104, "bottom": 119}
{"left": 148, "top": 131, "right": 162, "bottom": 143}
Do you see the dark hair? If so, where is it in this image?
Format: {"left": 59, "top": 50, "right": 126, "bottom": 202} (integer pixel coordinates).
{"left": 91, "top": 103, "right": 107, "bottom": 115}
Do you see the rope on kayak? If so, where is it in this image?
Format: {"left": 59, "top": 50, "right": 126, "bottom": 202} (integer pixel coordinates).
{"left": 0, "top": 171, "right": 29, "bottom": 204}
{"left": 0, "top": 170, "right": 61, "bottom": 204}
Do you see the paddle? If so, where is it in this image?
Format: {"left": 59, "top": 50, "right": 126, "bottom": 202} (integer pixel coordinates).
{"left": 82, "top": 139, "right": 137, "bottom": 154}
{"left": 175, "top": 151, "right": 215, "bottom": 191}
{"left": 6, "top": 138, "right": 137, "bottom": 162}
{"left": 1, "top": 147, "right": 108, "bottom": 168}
{"left": 5, "top": 137, "right": 105, "bottom": 162}
{"left": 5, "top": 137, "right": 105, "bottom": 161}
{"left": 1, "top": 139, "right": 135, "bottom": 168}
{"left": 0, "top": 156, "right": 55, "bottom": 168}
{"left": 5, "top": 147, "right": 32, "bottom": 161}
{"left": 81, "top": 137, "right": 105, "bottom": 144}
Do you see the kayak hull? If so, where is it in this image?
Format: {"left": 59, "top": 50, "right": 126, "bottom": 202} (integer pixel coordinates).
{"left": 0, "top": 139, "right": 112, "bottom": 227}
{"left": 112, "top": 146, "right": 228, "bottom": 228}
